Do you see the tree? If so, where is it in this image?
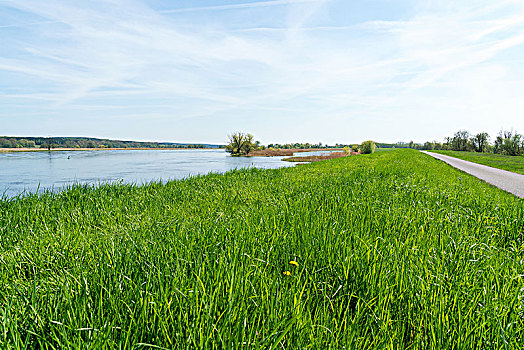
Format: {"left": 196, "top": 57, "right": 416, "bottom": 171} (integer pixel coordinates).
{"left": 443, "top": 137, "right": 452, "bottom": 150}
{"left": 451, "top": 130, "right": 470, "bottom": 151}
{"left": 226, "top": 132, "right": 257, "bottom": 156}
{"left": 41, "top": 138, "right": 54, "bottom": 151}
{"left": 494, "top": 130, "right": 523, "bottom": 156}
{"left": 422, "top": 141, "right": 435, "bottom": 150}
{"left": 470, "top": 132, "right": 489, "bottom": 152}
{"left": 360, "top": 140, "right": 376, "bottom": 154}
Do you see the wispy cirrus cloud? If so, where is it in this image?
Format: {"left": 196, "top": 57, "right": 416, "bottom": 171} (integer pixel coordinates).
{"left": 0, "top": 0, "right": 523, "bottom": 142}
{"left": 160, "top": 0, "right": 318, "bottom": 13}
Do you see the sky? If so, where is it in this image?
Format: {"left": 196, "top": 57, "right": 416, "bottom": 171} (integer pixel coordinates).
{"left": 1, "top": 0, "right": 524, "bottom": 145}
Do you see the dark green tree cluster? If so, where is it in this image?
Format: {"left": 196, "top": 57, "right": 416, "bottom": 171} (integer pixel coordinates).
{"left": 360, "top": 140, "right": 376, "bottom": 154}
{"left": 0, "top": 138, "right": 36, "bottom": 148}
{"left": 0, "top": 137, "right": 219, "bottom": 149}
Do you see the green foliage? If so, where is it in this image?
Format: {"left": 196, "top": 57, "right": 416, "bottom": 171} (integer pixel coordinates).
{"left": 225, "top": 132, "right": 258, "bottom": 156}
{"left": 360, "top": 140, "right": 376, "bottom": 154}
{"left": 494, "top": 130, "right": 523, "bottom": 156}
{"left": 420, "top": 141, "right": 445, "bottom": 150}
{"left": 413, "top": 129, "right": 523, "bottom": 155}
{"left": 470, "top": 132, "right": 490, "bottom": 152}
{"left": 0, "top": 150, "right": 523, "bottom": 348}
{"left": 450, "top": 130, "right": 471, "bottom": 151}
{"left": 0, "top": 136, "right": 219, "bottom": 149}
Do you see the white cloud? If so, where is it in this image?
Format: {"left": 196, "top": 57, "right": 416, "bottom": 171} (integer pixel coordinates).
{"left": 160, "top": 0, "right": 319, "bottom": 13}
{"left": 0, "top": 0, "right": 523, "bottom": 142}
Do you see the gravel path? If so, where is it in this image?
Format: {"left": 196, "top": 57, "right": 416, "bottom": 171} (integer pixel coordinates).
{"left": 421, "top": 151, "right": 524, "bottom": 198}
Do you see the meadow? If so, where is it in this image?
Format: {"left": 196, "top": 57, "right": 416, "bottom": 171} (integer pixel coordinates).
{"left": 0, "top": 149, "right": 523, "bottom": 348}
{"left": 431, "top": 150, "right": 524, "bottom": 175}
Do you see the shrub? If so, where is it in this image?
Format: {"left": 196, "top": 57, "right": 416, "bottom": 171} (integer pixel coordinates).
{"left": 360, "top": 140, "right": 376, "bottom": 154}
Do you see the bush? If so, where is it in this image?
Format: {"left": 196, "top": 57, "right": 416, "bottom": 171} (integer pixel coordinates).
{"left": 360, "top": 140, "right": 376, "bottom": 154}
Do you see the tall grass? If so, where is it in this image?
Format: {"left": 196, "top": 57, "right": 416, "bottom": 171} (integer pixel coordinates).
{"left": 0, "top": 149, "right": 523, "bottom": 348}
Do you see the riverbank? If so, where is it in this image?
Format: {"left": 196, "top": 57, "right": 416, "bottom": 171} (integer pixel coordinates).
{"left": 1, "top": 150, "right": 522, "bottom": 348}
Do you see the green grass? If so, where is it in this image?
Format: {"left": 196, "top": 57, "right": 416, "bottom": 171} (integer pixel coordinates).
{"left": 0, "top": 149, "right": 523, "bottom": 348}
{"left": 430, "top": 150, "right": 524, "bottom": 175}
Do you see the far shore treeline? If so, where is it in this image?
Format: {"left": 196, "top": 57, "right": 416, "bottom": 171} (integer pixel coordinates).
{"left": 385, "top": 129, "right": 524, "bottom": 156}
{"left": 0, "top": 136, "right": 224, "bottom": 150}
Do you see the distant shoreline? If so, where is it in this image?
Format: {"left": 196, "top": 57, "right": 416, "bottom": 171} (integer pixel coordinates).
{"left": 0, "top": 147, "right": 221, "bottom": 153}
{"left": 248, "top": 148, "right": 344, "bottom": 157}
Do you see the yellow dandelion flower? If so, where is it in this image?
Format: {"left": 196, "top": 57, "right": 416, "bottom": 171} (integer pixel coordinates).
{"left": 289, "top": 261, "right": 299, "bottom": 267}
{"left": 283, "top": 271, "right": 291, "bottom": 276}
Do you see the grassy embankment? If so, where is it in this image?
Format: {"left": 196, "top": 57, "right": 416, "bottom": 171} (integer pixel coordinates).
{"left": 430, "top": 150, "right": 524, "bottom": 175}
{"left": 1, "top": 150, "right": 523, "bottom": 348}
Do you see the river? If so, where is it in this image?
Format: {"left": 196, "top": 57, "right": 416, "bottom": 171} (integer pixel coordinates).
{"left": 0, "top": 149, "right": 296, "bottom": 198}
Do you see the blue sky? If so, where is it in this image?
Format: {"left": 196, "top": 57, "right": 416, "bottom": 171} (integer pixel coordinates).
{"left": 1, "top": 0, "right": 524, "bottom": 144}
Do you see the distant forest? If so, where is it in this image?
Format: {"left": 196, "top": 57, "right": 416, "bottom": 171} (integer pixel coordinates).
{"left": 396, "top": 129, "right": 524, "bottom": 156}
{"left": 0, "top": 136, "right": 223, "bottom": 149}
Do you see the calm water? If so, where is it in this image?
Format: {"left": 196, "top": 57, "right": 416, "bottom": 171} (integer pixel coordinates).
{"left": 0, "top": 149, "right": 296, "bottom": 198}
